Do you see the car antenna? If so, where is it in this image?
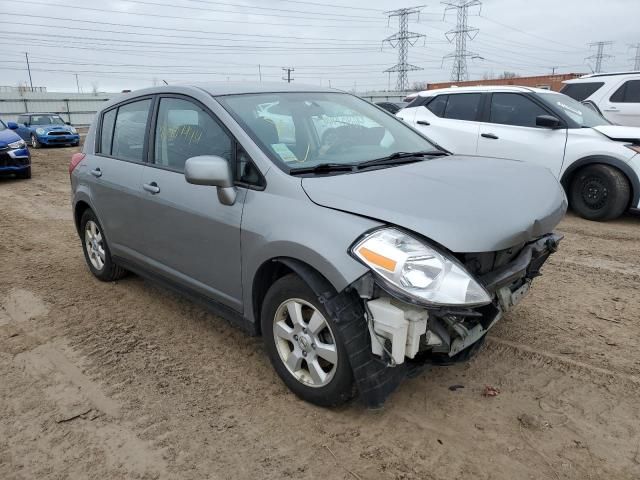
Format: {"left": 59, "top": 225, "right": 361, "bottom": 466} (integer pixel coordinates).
{"left": 162, "top": 79, "right": 169, "bottom": 85}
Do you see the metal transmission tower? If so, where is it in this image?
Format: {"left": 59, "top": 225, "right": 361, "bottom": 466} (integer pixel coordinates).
{"left": 282, "top": 67, "right": 294, "bottom": 83}
{"left": 586, "top": 41, "right": 614, "bottom": 73}
{"left": 442, "top": 0, "right": 482, "bottom": 82}
{"left": 630, "top": 43, "right": 640, "bottom": 70}
{"left": 382, "top": 6, "right": 426, "bottom": 92}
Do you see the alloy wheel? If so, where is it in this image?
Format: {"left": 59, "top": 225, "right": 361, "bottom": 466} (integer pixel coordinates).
{"left": 272, "top": 298, "right": 338, "bottom": 388}
{"left": 84, "top": 220, "right": 105, "bottom": 271}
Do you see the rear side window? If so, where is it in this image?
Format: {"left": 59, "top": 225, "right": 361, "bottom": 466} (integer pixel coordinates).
{"left": 426, "top": 95, "right": 447, "bottom": 117}
{"left": 111, "top": 99, "right": 152, "bottom": 162}
{"left": 610, "top": 80, "right": 640, "bottom": 103}
{"left": 100, "top": 108, "right": 116, "bottom": 154}
{"left": 560, "top": 82, "right": 604, "bottom": 101}
{"left": 443, "top": 93, "right": 481, "bottom": 121}
{"left": 489, "top": 93, "right": 548, "bottom": 128}
{"left": 153, "top": 97, "right": 232, "bottom": 172}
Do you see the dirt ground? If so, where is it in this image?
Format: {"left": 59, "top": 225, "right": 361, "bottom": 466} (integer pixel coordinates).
{"left": 1, "top": 147, "right": 639, "bottom": 480}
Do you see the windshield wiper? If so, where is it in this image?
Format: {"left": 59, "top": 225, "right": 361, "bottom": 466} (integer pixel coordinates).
{"left": 356, "top": 150, "right": 447, "bottom": 169}
{"left": 289, "top": 163, "right": 357, "bottom": 175}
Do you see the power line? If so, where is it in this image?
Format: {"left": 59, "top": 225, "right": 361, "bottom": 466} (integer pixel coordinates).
{"left": 442, "top": 0, "right": 482, "bottom": 82}
{"left": 7, "top": 1, "right": 385, "bottom": 29}
{"left": 586, "top": 41, "right": 614, "bottom": 73}
{"left": 383, "top": 6, "right": 426, "bottom": 92}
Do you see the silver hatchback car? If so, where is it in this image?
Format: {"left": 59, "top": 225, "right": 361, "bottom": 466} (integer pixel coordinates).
{"left": 70, "top": 83, "right": 566, "bottom": 407}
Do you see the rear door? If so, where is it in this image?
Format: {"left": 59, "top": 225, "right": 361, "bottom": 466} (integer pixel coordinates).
{"left": 137, "top": 95, "right": 246, "bottom": 310}
{"left": 476, "top": 92, "right": 567, "bottom": 176}
{"left": 600, "top": 79, "right": 640, "bottom": 126}
{"left": 412, "top": 93, "right": 482, "bottom": 154}
{"left": 84, "top": 98, "right": 152, "bottom": 257}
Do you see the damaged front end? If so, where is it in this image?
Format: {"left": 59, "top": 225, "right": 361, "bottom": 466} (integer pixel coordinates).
{"left": 343, "top": 232, "right": 562, "bottom": 407}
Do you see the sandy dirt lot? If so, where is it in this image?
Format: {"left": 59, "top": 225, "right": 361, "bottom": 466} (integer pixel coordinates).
{"left": 1, "top": 147, "right": 639, "bottom": 480}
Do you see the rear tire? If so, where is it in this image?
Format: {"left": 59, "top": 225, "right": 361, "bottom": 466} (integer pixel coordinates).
{"left": 80, "top": 209, "right": 127, "bottom": 282}
{"left": 569, "top": 164, "right": 630, "bottom": 221}
{"left": 30, "top": 134, "right": 41, "bottom": 149}
{"left": 261, "top": 274, "right": 355, "bottom": 407}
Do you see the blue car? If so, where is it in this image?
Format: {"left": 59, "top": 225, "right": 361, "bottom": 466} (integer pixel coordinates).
{"left": 15, "top": 113, "right": 80, "bottom": 148}
{"left": 0, "top": 119, "right": 31, "bottom": 179}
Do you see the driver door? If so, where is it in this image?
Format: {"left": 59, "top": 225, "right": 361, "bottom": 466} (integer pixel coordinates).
{"left": 137, "top": 95, "right": 246, "bottom": 311}
{"left": 476, "top": 92, "right": 567, "bottom": 176}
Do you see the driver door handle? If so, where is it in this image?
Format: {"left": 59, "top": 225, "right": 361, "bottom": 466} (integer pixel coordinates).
{"left": 417, "top": 120, "right": 430, "bottom": 126}
{"left": 481, "top": 133, "right": 499, "bottom": 139}
{"left": 143, "top": 182, "right": 160, "bottom": 194}
{"left": 90, "top": 168, "right": 102, "bottom": 177}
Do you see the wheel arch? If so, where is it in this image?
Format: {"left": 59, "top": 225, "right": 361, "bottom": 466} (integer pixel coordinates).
{"left": 561, "top": 155, "right": 639, "bottom": 207}
{"left": 73, "top": 199, "right": 92, "bottom": 235}
{"left": 251, "top": 257, "right": 338, "bottom": 336}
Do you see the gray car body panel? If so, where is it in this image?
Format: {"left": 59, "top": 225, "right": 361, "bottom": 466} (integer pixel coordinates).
{"left": 72, "top": 83, "right": 566, "bottom": 330}
{"left": 301, "top": 155, "right": 568, "bottom": 253}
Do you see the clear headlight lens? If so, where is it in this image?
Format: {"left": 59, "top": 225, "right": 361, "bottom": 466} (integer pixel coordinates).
{"left": 69, "top": 126, "right": 77, "bottom": 134}
{"left": 36, "top": 128, "right": 45, "bottom": 135}
{"left": 8, "top": 139, "right": 26, "bottom": 149}
{"left": 351, "top": 228, "right": 491, "bottom": 307}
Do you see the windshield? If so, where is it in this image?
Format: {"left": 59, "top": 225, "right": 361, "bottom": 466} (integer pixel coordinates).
{"left": 539, "top": 92, "right": 610, "bottom": 128}
{"left": 30, "top": 115, "right": 65, "bottom": 126}
{"left": 217, "top": 92, "right": 439, "bottom": 171}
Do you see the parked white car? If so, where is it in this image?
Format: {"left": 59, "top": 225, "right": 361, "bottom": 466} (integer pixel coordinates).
{"left": 398, "top": 86, "right": 640, "bottom": 220}
{"left": 561, "top": 72, "right": 640, "bottom": 127}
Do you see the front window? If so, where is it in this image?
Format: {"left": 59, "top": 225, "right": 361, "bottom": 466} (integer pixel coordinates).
{"left": 539, "top": 92, "right": 610, "bottom": 128}
{"left": 0, "top": 120, "right": 5, "bottom": 132}
{"left": 217, "top": 92, "right": 438, "bottom": 172}
{"left": 29, "top": 115, "right": 66, "bottom": 125}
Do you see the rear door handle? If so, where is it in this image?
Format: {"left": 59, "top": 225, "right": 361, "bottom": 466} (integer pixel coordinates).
{"left": 90, "top": 168, "right": 102, "bottom": 177}
{"left": 143, "top": 182, "right": 160, "bottom": 194}
{"left": 481, "top": 133, "right": 499, "bottom": 139}
{"left": 603, "top": 107, "right": 619, "bottom": 112}
{"left": 417, "top": 120, "right": 430, "bottom": 126}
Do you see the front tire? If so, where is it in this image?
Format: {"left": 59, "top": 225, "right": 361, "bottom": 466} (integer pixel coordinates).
{"left": 80, "top": 209, "right": 127, "bottom": 281}
{"left": 261, "top": 274, "right": 355, "bottom": 406}
{"left": 569, "top": 164, "right": 630, "bottom": 221}
{"left": 30, "top": 134, "right": 41, "bottom": 149}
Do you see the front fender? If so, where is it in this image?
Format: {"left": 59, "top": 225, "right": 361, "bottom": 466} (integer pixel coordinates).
{"left": 240, "top": 187, "right": 382, "bottom": 324}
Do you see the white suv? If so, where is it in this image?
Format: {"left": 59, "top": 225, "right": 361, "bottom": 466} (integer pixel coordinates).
{"left": 561, "top": 72, "right": 640, "bottom": 127}
{"left": 398, "top": 86, "right": 640, "bottom": 220}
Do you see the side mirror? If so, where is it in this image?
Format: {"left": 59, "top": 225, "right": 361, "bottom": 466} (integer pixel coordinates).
{"left": 536, "top": 115, "right": 562, "bottom": 129}
{"left": 6, "top": 122, "right": 18, "bottom": 130}
{"left": 184, "top": 155, "right": 237, "bottom": 205}
{"left": 66, "top": 121, "right": 71, "bottom": 125}
{"left": 23, "top": 122, "right": 29, "bottom": 127}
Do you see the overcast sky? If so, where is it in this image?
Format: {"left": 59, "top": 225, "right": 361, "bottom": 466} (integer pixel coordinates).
{"left": 0, "top": 0, "right": 637, "bottom": 93}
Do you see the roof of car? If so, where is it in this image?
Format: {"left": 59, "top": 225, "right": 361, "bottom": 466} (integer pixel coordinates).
{"left": 20, "top": 112, "right": 61, "bottom": 116}
{"left": 415, "top": 85, "right": 551, "bottom": 96}
{"left": 563, "top": 71, "right": 640, "bottom": 83}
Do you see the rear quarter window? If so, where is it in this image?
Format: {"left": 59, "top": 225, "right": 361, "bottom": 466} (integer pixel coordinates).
{"left": 610, "top": 80, "right": 640, "bottom": 103}
{"left": 99, "top": 109, "right": 117, "bottom": 154}
{"left": 560, "top": 82, "right": 604, "bottom": 101}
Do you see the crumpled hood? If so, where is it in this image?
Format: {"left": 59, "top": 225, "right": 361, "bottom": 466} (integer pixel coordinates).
{"left": 0, "top": 128, "right": 22, "bottom": 148}
{"left": 593, "top": 125, "right": 640, "bottom": 142}
{"left": 301, "top": 156, "right": 567, "bottom": 253}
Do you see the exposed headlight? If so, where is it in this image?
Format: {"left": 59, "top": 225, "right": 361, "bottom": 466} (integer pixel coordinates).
{"left": 36, "top": 128, "right": 45, "bottom": 135}
{"left": 8, "top": 139, "right": 26, "bottom": 149}
{"left": 69, "top": 126, "right": 77, "bottom": 134}
{"left": 351, "top": 228, "right": 491, "bottom": 307}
